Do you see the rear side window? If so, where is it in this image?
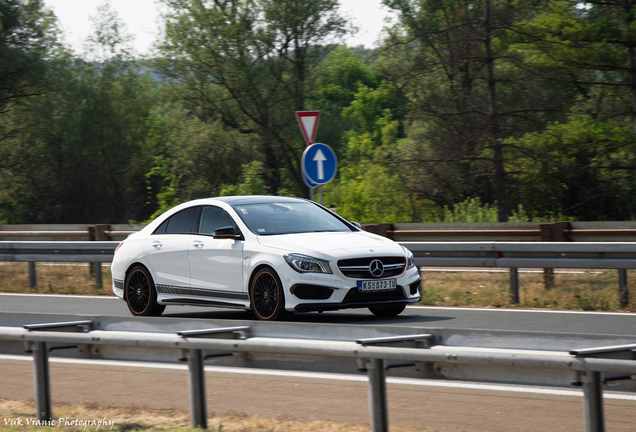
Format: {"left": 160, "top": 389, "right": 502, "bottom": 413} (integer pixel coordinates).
{"left": 156, "top": 207, "right": 199, "bottom": 234}
{"left": 154, "top": 219, "right": 168, "bottom": 234}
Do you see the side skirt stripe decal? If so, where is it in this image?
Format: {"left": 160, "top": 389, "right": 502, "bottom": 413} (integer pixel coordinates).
{"left": 156, "top": 284, "right": 248, "bottom": 301}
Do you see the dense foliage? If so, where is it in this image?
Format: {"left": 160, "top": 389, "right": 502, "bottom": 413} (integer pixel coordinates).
{"left": 1, "top": 0, "right": 636, "bottom": 224}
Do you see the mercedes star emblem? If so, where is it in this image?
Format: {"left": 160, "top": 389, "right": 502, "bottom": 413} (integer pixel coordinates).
{"left": 369, "top": 259, "right": 384, "bottom": 278}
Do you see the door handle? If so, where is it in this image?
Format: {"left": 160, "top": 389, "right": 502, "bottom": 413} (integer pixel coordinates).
{"left": 151, "top": 241, "right": 162, "bottom": 249}
{"left": 193, "top": 240, "right": 204, "bottom": 248}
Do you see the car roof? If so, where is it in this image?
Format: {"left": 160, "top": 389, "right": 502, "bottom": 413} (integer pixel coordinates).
{"left": 212, "top": 195, "right": 309, "bottom": 205}
{"left": 140, "top": 196, "right": 314, "bottom": 235}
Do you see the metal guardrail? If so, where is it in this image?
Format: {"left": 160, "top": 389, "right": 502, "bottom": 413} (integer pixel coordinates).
{"left": 365, "top": 221, "right": 636, "bottom": 242}
{"left": 0, "top": 240, "right": 632, "bottom": 305}
{"left": 4, "top": 221, "right": 636, "bottom": 242}
{"left": 402, "top": 241, "right": 635, "bottom": 306}
{"left": 405, "top": 241, "right": 636, "bottom": 269}
{"left": 0, "top": 224, "right": 142, "bottom": 241}
{"left": 0, "top": 241, "right": 117, "bottom": 263}
{"left": 1, "top": 320, "right": 635, "bottom": 432}
{"left": 0, "top": 241, "right": 117, "bottom": 290}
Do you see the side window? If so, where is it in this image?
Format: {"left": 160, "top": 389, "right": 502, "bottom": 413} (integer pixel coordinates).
{"left": 153, "top": 219, "right": 168, "bottom": 234}
{"left": 198, "top": 206, "right": 236, "bottom": 236}
{"left": 164, "top": 207, "right": 199, "bottom": 234}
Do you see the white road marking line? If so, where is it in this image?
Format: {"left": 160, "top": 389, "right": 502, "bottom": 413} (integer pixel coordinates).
{"left": 0, "top": 292, "right": 116, "bottom": 300}
{"left": 419, "top": 268, "right": 602, "bottom": 274}
{"left": 0, "top": 263, "right": 111, "bottom": 267}
{"left": 0, "top": 291, "right": 631, "bottom": 316}
{"left": 1, "top": 354, "right": 634, "bottom": 401}
{"left": 407, "top": 305, "right": 634, "bottom": 316}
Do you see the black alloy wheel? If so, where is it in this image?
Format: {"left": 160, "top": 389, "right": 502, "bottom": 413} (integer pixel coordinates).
{"left": 125, "top": 265, "right": 165, "bottom": 317}
{"left": 368, "top": 304, "right": 406, "bottom": 317}
{"left": 250, "top": 268, "right": 289, "bottom": 321}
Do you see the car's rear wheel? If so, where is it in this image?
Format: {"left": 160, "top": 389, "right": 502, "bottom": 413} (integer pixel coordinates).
{"left": 250, "top": 268, "right": 290, "bottom": 321}
{"left": 368, "top": 304, "right": 406, "bottom": 317}
{"left": 125, "top": 265, "right": 165, "bottom": 317}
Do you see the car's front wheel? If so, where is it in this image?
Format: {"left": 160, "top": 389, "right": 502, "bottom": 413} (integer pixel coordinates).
{"left": 368, "top": 304, "right": 406, "bottom": 317}
{"left": 250, "top": 267, "right": 290, "bottom": 321}
{"left": 125, "top": 265, "right": 165, "bottom": 317}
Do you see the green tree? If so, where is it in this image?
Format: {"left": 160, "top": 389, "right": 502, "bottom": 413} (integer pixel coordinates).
{"left": 158, "top": 0, "right": 354, "bottom": 196}
{"left": 0, "top": 2, "right": 157, "bottom": 223}
{"left": 219, "top": 161, "right": 268, "bottom": 196}
{"left": 0, "top": 0, "right": 60, "bottom": 116}
{"left": 313, "top": 46, "right": 385, "bottom": 155}
{"left": 380, "top": 0, "right": 558, "bottom": 221}
{"left": 83, "top": 1, "right": 135, "bottom": 61}
{"left": 505, "top": 116, "right": 636, "bottom": 220}
{"left": 321, "top": 71, "right": 428, "bottom": 223}
{"left": 513, "top": 0, "right": 636, "bottom": 132}
{"left": 143, "top": 104, "right": 260, "bottom": 221}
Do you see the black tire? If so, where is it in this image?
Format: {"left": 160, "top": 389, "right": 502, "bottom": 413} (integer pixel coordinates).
{"left": 125, "top": 265, "right": 165, "bottom": 317}
{"left": 250, "top": 267, "right": 290, "bottom": 321}
{"left": 368, "top": 304, "right": 406, "bottom": 317}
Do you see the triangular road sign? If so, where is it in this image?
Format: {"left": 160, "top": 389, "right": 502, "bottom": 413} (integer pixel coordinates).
{"left": 295, "top": 111, "right": 321, "bottom": 146}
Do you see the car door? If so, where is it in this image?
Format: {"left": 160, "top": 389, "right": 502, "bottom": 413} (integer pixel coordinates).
{"left": 144, "top": 206, "right": 199, "bottom": 294}
{"left": 188, "top": 205, "right": 246, "bottom": 302}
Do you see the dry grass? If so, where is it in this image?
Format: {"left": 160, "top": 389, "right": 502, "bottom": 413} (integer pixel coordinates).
{"left": 0, "top": 263, "right": 112, "bottom": 296}
{"left": 0, "top": 399, "right": 427, "bottom": 432}
{"left": 420, "top": 268, "right": 635, "bottom": 312}
{"left": 0, "top": 263, "right": 632, "bottom": 312}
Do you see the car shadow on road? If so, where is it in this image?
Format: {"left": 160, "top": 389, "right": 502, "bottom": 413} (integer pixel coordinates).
{"left": 290, "top": 312, "right": 454, "bottom": 325}
{"left": 163, "top": 308, "right": 454, "bottom": 325}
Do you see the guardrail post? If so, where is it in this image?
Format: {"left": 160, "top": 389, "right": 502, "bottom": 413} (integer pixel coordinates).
{"left": 619, "top": 269, "right": 628, "bottom": 307}
{"left": 32, "top": 341, "right": 52, "bottom": 421}
{"left": 93, "top": 263, "right": 103, "bottom": 289}
{"left": 582, "top": 371, "right": 605, "bottom": 432}
{"left": 366, "top": 358, "right": 389, "bottom": 432}
{"left": 544, "top": 268, "right": 555, "bottom": 290}
{"left": 509, "top": 268, "right": 519, "bottom": 304}
{"left": 28, "top": 262, "right": 37, "bottom": 289}
{"left": 540, "top": 222, "right": 571, "bottom": 289}
{"left": 88, "top": 225, "right": 109, "bottom": 281}
{"left": 187, "top": 349, "right": 207, "bottom": 429}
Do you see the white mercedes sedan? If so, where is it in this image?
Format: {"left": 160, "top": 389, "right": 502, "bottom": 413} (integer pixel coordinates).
{"left": 111, "top": 196, "right": 421, "bottom": 320}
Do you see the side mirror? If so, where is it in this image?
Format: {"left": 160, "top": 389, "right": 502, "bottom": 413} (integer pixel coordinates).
{"left": 213, "top": 226, "right": 237, "bottom": 239}
{"left": 350, "top": 221, "right": 361, "bottom": 229}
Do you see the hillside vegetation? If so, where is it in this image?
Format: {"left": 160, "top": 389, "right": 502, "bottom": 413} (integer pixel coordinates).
{"left": 2, "top": 1, "right": 636, "bottom": 224}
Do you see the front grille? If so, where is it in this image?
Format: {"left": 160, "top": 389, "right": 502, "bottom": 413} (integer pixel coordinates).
{"left": 342, "top": 286, "right": 406, "bottom": 303}
{"left": 338, "top": 256, "right": 406, "bottom": 279}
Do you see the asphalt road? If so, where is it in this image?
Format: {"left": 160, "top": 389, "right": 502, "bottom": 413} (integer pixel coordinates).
{"left": 0, "top": 292, "right": 635, "bottom": 336}
{"left": 3, "top": 356, "right": 636, "bottom": 432}
{"left": 2, "top": 294, "right": 636, "bottom": 431}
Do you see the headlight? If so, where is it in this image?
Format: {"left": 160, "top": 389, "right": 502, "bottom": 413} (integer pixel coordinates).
{"left": 284, "top": 254, "right": 332, "bottom": 274}
{"left": 403, "top": 247, "right": 415, "bottom": 269}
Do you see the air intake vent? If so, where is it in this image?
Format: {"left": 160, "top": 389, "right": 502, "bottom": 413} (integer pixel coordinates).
{"left": 291, "top": 284, "right": 334, "bottom": 300}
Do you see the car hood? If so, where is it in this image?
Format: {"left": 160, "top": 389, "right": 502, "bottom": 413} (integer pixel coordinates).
{"left": 256, "top": 231, "right": 404, "bottom": 259}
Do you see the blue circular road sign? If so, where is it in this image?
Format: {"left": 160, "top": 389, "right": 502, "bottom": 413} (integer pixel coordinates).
{"left": 302, "top": 169, "right": 319, "bottom": 189}
{"left": 301, "top": 143, "right": 338, "bottom": 186}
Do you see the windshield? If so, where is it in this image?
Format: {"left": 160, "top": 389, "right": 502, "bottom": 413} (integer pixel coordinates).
{"left": 232, "top": 201, "right": 353, "bottom": 235}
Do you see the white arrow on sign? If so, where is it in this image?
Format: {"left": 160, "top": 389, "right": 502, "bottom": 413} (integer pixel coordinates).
{"left": 313, "top": 148, "right": 327, "bottom": 180}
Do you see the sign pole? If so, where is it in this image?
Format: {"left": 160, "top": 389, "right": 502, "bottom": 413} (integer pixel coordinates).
{"left": 310, "top": 188, "right": 314, "bottom": 201}
{"left": 319, "top": 185, "right": 323, "bottom": 205}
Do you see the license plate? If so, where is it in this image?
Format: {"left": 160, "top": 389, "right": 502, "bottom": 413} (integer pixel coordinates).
{"left": 357, "top": 279, "right": 397, "bottom": 292}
